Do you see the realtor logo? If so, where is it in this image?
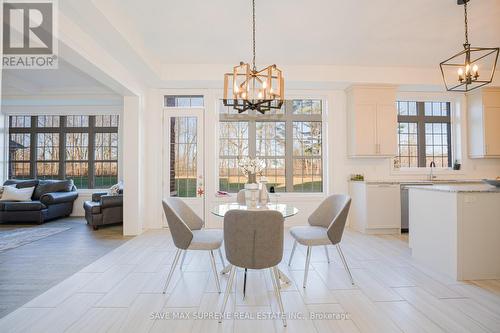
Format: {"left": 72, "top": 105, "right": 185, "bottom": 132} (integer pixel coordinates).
{"left": 2, "top": 0, "right": 58, "bottom": 69}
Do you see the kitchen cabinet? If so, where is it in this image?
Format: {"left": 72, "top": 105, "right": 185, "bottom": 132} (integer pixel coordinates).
{"left": 348, "top": 181, "right": 401, "bottom": 234}
{"left": 467, "top": 87, "right": 500, "bottom": 158}
{"left": 347, "top": 85, "right": 398, "bottom": 157}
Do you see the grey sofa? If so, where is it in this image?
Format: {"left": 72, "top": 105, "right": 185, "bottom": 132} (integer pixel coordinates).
{"left": 84, "top": 192, "right": 123, "bottom": 230}
{"left": 0, "top": 179, "right": 78, "bottom": 224}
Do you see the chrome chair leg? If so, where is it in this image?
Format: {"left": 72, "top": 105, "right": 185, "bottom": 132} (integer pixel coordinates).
{"left": 336, "top": 244, "right": 354, "bottom": 285}
{"left": 288, "top": 240, "right": 297, "bottom": 266}
{"left": 163, "top": 248, "right": 182, "bottom": 294}
{"left": 271, "top": 266, "right": 287, "bottom": 327}
{"left": 303, "top": 246, "right": 312, "bottom": 288}
{"left": 218, "top": 248, "right": 226, "bottom": 268}
{"left": 324, "top": 245, "right": 330, "bottom": 263}
{"left": 179, "top": 250, "right": 187, "bottom": 270}
{"left": 219, "top": 265, "right": 236, "bottom": 323}
{"left": 209, "top": 250, "right": 221, "bottom": 293}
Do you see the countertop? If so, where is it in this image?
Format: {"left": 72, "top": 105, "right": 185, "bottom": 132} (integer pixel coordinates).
{"left": 407, "top": 184, "right": 500, "bottom": 193}
{"left": 349, "top": 179, "right": 484, "bottom": 185}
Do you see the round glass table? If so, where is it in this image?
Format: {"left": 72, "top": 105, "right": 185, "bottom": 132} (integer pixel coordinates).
{"left": 211, "top": 202, "right": 299, "bottom": 287}
{"left": 211, "top": 203, "right": 299, "bottom": 218}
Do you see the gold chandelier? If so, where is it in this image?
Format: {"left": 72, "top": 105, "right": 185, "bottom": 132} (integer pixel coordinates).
{"left": 223, "top": 0, "right": 284, "bottom": 114}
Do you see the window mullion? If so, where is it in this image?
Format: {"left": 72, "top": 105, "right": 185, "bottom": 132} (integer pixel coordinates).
{"left": 59, "top": 116, "right": 66, "bottom": 179}
{"left": 88, "top": 116, "right": 96, "bottom": 189}
{"left": 30, "top": 116, "right": 37, "bottom": 179}
{"left": 285, "top": 101, "right": 294, "bottom": 192}
{"left": 417, "top": 102, "right": 427, "bottom": 168}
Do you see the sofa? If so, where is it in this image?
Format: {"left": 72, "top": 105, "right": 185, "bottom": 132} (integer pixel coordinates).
{"left": 84, "top": 192, "right": 123, "bottom": 230}
{"left": 0, "top": 179, "right": 78, "bottom": 224}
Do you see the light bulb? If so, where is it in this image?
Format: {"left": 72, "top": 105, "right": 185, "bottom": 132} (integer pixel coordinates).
{"left": 262, "top": 80, "right": 267, "bottom": 89}
{"left": 457, "top": 68, "right": 464, "bottom": 76}
{"left": 241, "top": 92, "right": 247, "bottom": 99}
{"left": 258, "top": 91, "right": 263, "bottom": 99}
{"left": 472, "top": 64, "right": 478, "bottom": 73}
{"left": 234, "top": 85, "right": 239, "bottom": 93}
{"left": 465, "top": 64, "right": 470, "bottom": 74}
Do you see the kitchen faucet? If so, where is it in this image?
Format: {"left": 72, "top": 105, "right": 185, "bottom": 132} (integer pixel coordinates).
{"left": 428, "top": 161, "right": 436, "bottom": 181}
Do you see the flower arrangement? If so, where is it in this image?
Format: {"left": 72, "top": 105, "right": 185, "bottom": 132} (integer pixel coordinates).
{"left": 238, "top": 157, "right": 265, "bottom": 183}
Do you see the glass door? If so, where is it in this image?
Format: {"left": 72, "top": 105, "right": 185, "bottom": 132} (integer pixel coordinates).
{"left": 163, "top": 108, "right": 204, "bottom": 224}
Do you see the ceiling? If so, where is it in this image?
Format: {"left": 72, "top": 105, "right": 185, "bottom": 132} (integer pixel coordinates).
{"left": 97, "top": 0, "right": 500, "bottom": 68}
{"left": 2, "top": 60, "right": 116, "bottom": 95}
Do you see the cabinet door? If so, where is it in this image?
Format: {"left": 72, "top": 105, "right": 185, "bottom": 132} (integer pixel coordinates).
{"left": 353, "top": 104, "right": 377, "bottom": 155}
{"left": 376, "top": 104, "right": 398, "bottom": 156}
{"left": 484, "top": 107, "right": 500, "bottom": 156}
{"left": 366, "top": 184, "right": 401, "bottom": 229}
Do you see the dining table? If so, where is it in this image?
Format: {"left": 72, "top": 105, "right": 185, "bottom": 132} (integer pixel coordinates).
{"left": 211, "top": 202, "right": 299, "bottom": 288}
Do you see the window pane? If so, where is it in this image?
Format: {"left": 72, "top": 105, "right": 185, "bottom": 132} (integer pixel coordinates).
{"left": 293, "top": 122, "right": 322, "bottom": 156}
{"left": 9, "top": 133, "right": 31, "bottom": 178}
{"left": 292, "top": 99, "right": 322, "bottom": 115}
{"left": 397, "top": 122, "right": 418, "bottom": 168}
{"left": 293, "top": 158, "right": 322, "bottom": 192}
{"left": 165, "top": 95, "right": 204, "bottom": 108}
{"left": 94, "top": 162, "right": 118, "bottom": 189}
{"left": 10, "top": 116, "right": 31, "bottom": 128}
{"left": 37, "top": 116, "right": 60, "bottom": 127}
{"left": 219, "top": 158, "right": 246, "bottom": 193}
{"left": 170, "top": 117, "right": 197, "bottom": 197}
{"left": 95, "top": 115, "right": 119, "bottom": 127}
{"left": 66, "top": 116, "right": 89, "bottom": 127}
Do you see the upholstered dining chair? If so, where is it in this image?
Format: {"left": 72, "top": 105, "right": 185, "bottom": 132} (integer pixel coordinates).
{"left": 288, "top": 194, "right": 354, "bottom": 288}
{"left": 219, "top": 209, "right": 287, "bottom": 327}
{"left": 162, "top": 198, "right": 225, "bottom": 294}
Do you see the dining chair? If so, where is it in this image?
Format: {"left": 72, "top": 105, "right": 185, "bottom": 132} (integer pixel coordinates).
{"left": 162, "top": 198, "right": 225, "bottom": 294}
{"left": 288, "top": 194, "right": 353, "bottom": 288}
{"left": 219, "top": 209, "right": 287, "bottom": 327}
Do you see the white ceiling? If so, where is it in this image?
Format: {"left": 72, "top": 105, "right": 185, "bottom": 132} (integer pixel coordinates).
{"left": 2, "top": 60, "right": 116, "bottom": 95}
{"left": 97, "top": 0, "right": 500, "bottom": 68}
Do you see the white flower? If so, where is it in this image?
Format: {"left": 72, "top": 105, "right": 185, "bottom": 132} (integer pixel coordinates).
{"left": 238, "top": 157, "right": 266, "bottom": 176}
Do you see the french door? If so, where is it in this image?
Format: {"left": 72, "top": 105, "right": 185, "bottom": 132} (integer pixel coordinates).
{"left": 163, "top": 108, "right": 205, "bottom": 225}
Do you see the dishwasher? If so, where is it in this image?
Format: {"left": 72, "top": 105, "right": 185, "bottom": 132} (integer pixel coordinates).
{"left": 400, "top": 183, "right": 433, "bottom": 233}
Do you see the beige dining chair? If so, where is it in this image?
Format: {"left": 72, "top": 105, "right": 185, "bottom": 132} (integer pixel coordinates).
{"left": 219, "top": 209, "right": 287, "bottom": 327}
{"left": 288, "top": 194, "right": 354, "bottom": 288}
{"left": 162, "top": 198, "right": 225, "bottom": 293}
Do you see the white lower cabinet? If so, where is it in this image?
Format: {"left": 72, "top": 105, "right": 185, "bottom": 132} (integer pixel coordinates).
{"left": 349, "top": 181, "right": 401, "bottom": 234}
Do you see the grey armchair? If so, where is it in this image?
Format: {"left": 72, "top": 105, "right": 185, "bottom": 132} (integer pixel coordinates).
{"left": 219, "top": 209, "right": 287, "bottom": 327}
{"left": 84, "top": 192, "right": 123, "bottom": 230}
{"left": 288, "top": 194, "right": 354, "bottom": 287}
{"left": 162, "top": 198, "right": 225, "bottom": 294}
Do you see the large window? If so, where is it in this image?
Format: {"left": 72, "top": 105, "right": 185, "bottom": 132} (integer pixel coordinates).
{"left": 219, "top": 99, "right": 323, "bottom": 193}
{"left": 396, "top": 101, "right": 452, "bottom": 168}
{"left": 8, "top": 115, "right": 119, "bottom": 189}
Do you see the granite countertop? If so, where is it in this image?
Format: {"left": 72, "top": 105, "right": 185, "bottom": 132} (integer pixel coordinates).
{"left": 407, "top": 184, "right": 500, "bottom": 193}
{"left": 349, "top": 179, "right": 484, "bottom": 185}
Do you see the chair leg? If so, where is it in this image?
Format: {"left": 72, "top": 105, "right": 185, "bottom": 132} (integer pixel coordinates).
{"left": 179, "top": 251, "right": 187, "bottom": 270}
{"left": 303, "top": 246, "right": 312, "bottom": 288}
{"left": 219, "top": 265, "right": 236, "bottom": 323}
{"left": 163, "top": 248, "right": 182, "bottom": 294}
{"left": 324, "top": 245, "right": 330, "bottom": 263}
{"left": 288, "top": 240, "right": 297, "bottom": 266}
{"left": 243, "top": 268, "right": 248, "bottom": 299}
{"left": 218, "top": 248, "right": 226, "bottom": 268}
{"left": 209, "top": 250, "right": 221, "bottom": 293}
{"left": 336, "top": 244, "right": 354, "bottom": 285}
{"left": 271, "top": 267, "right": 287, "bottom": 327}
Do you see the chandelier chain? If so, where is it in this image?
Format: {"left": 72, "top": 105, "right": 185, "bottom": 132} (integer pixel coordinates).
{"left": 464, "top": 0, "right": 468, "bottom": 45}
{"left": 252, "top": 0, "right": 256, "bottom": 71}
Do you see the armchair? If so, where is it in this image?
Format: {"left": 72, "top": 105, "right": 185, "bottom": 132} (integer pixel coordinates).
{"left": 84, "top": 192, "right": 123, "bottom": 230}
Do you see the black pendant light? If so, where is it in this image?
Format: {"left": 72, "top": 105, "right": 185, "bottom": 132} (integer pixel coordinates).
{"left": 440, "top": 0, "right": 499, "bottom": 92}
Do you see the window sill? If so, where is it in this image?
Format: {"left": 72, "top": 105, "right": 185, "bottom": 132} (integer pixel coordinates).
{"left": 390, "top": 167, "right": 465, "bottom": 177}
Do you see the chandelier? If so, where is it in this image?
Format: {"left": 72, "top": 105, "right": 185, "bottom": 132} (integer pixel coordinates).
{"left": 223, "top": 0, "right": 284, "bottom": 114}
{"left": 440, "top": 0, "right": 499, "bottom": 92}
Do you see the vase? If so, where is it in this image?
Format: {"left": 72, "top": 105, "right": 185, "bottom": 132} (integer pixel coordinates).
{"left": 244, "top": 183, "right": 259, "bottom": 208}
{"left": 247, "top": 173, "right": 257, "bottom": 184}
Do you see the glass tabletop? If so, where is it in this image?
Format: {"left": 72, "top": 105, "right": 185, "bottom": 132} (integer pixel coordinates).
{"left": 211, "top": 203, "right": 299, "bottom": 218}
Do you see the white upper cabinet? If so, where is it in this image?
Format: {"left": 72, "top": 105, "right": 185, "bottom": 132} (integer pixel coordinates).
{"left": 467, "top": 88, "right": 500, "bottom": 158}
{"left": 347, "top": 85, "right": 398, "bottom": 157}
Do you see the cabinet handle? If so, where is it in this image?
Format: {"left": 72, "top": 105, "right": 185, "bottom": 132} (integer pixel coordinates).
{"left": 485, "top": 144, "right": 488, "bottom": 155}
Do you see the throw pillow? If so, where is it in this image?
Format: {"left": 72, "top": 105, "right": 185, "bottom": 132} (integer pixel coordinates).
{"left": 0, "top": 184, "right": 16, "bottom": 199}
{"left": 108, "top": 183, "right": 121, "bottom": 196}
{"left": 1, "top": 186, "right": 35, "bottom": 201}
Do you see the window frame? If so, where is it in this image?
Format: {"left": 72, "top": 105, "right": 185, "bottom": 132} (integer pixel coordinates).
{"left": 397, "top": 101, "right": 452, "bottom": 168}
{"left": 218, "top": 99, "right": 324, "bottom": 193}
{"left": 7, "top": 115, "right": 119, "bottom": 189}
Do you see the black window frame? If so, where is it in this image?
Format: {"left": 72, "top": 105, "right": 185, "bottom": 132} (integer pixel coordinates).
{"left": 8, "top": 115, "right": 119, "bottom": 189}
{"left": 397, "top": 102, "right": 452, "bottom": 168}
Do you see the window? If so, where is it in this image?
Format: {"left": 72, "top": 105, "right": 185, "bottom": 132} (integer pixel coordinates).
{"left": 219, "top": 99, "right": 323, "bottom": 192}
{"left": 164, "top": 95, "right": 204, "bottom": 108}
{"left": 8, "top": 115, "right": 119, "bottom": 189}
{"left": 396, "top": 101, "right": 452, "bottom": 168}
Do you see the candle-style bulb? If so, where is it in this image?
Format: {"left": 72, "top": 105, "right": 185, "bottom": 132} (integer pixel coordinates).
{"left": 458, "top": 68, "right": 464, "bottom": 76}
